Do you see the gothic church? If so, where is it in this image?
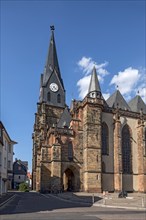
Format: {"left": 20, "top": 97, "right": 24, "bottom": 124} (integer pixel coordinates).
{"left": 32, "top": 27, "right": 146, "bottom": 193}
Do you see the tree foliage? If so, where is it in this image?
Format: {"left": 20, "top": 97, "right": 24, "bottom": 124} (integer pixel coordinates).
{"left": 19, "top": 182, "right": 29, "bottom": 192}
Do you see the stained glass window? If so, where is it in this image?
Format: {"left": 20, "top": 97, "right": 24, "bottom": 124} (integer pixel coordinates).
{"left": 122, "top": 124, "right": 132, "bottom": 173}
{"left": 68, "top": 142, "right": 73, "bottom": 160}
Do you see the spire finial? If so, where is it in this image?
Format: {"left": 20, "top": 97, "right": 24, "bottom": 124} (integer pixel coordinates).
{"left": 93, "top": 62, "right": 96, "bottom": 69}
{"left": 50, "top": 25, "right": 55, "bottom": 31}
{"left": 137, "top": 90, "right": 140, "bottom": 95}
{"left": 116, "top": 85, "right": 119, "bottom": 90}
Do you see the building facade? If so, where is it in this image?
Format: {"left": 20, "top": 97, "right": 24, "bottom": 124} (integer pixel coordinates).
{"left": 0, "top": 121, "right": 17, "bottom": 195}
{"left": 13, "top": 159, "right": 28, "bottom": 189}
{"left": 32, "top": 28, "right": 146, "bottom": 193}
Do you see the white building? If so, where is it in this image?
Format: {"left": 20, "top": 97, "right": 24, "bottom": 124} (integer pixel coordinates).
{"left": 13, "top": 159, "right": 28, "bottom": 189}
{"left": 0, "top": 121, "right": 17, "bottom": 195}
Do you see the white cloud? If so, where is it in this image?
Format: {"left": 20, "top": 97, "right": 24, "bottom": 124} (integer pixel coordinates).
{"left": 77, "top": 56, "right": 109, "bottom": 99}
{"left": 103, "top": 93, "right": 110, "bottom": 100}
{"left": 77, "top": 75, "right": 91, "bottom": 99}
{"left": 77, "top": 57, "right": 146, "bottom": 103}
{"left": 110, "top": 67, "right": 141, "bottom": 95}
{"left": 110, "top": 67, "right": 146, "bottom": 103}
{"left": 77, "top": 57, "right": 92, "bottom": 75}
{"left": 136, "top": 85, "right": 146, "bottom": 103}
{"left": 77, "top": 56, "right": 109, "bottom": 76}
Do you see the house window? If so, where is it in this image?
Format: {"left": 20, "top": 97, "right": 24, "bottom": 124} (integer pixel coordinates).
{"left": 18, "top": 176, "right": 21, "bottom": 179}
{"left": 57, "top": 94, "right": 61, "bottom": 103}
{"left": 122, "top": 124, "right": 132, "bottom": 174}
{"left": 8, "top": 160, "right": 11, "bottom": 169}
{"left": 8, "top": 144, "right": 11, "bottom": 153}
{"left": 102, "top": 122, "right": 109, "bottom": 155}
{"left": 4, "top": 157, "right": 6, "bottom": 168}
{"left": 68, "top": 141, "right": 73, "bottom": 160}
{"left": 5, "top": 140, "right": 7, "bottom": 150}
{"left": 47, "top": 92, "right": 51, "bottom": 101}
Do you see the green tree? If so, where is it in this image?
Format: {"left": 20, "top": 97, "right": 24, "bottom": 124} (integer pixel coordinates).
{"left": 19, "top": 182, "right": 29, "bottom": 192}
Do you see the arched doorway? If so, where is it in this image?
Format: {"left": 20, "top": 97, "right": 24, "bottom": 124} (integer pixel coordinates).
{"left": 63, "top": 168, "right": 75, "bottom": 191}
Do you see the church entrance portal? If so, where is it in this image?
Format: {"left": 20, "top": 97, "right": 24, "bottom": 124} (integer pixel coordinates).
{"left": 63, "top": 169, "right": 74, "bottom": 191}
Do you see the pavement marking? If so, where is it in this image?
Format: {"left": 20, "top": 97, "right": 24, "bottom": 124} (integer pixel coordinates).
{"left": 0, "top": 194, "right": 16, "bottom": 208}
{"left": 41, "top": 193, "right": 92, "bottom": 205}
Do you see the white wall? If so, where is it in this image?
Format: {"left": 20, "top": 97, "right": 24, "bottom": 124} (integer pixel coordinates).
{"left": 0, "top": 128, "right": 16, "bottom": 194}
{"left": 14, "top": 174, "right": 26, "bottom": 183}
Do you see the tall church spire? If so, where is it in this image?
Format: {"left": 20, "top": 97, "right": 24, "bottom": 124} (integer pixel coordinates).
{"left": 88, "top": 66, "right": 101, "bottom": 98}
{"left": 39, "top": 26, "right": 65, "bottom": 107}
{"left": 43, "top": 26, "right": 64, "bottom": 89}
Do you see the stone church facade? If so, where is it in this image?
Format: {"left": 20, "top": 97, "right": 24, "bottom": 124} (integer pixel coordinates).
{"left": 32, "top": 27, "right": 146, "bottom": 193}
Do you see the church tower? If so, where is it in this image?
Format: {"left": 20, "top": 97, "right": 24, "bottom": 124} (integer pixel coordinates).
{"left": 32, "top": 27, "right": 66, "bottom": 191}
{"left": 82, "top": 67, "right": 104, "bottom": 192}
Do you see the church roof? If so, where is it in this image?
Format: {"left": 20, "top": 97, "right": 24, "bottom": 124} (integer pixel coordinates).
{"left": 128, "top": 95, "right": 146, "bottom": 114}
{"left": 43, "top": 27, "right": 64, "bottom": 89}
{"left": 88, "top": 66, "right": 101, "bottom": 93}
{"left": 106, "top": 90, "right": 131, "bottom": 110}
{"left": 57, "top": 107, "right": 71, "bottom": 128}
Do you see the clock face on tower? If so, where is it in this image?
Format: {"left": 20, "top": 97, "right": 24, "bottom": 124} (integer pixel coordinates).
{"left": 49, "top": 83, "right": 59, "bottom": 92}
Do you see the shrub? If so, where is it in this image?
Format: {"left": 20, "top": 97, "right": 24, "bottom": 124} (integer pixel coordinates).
{"left": 19, "top": 182, "right": 29, "bottom": 192}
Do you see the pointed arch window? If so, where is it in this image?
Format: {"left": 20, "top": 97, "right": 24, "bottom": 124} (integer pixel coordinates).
{"left": 57, "top": 94, "right": 61, "bottom": 103}
{"left": 102, "top": 122, "right": 109, "bottom": 155}
{"left": 68, "top": 141, "right": 73, "bottom": 161}
{"left": 47, "top": 92, "right": 51, "bottom": 101}
{"left": 122, "top": 124, "right": 132, "bottom": 174}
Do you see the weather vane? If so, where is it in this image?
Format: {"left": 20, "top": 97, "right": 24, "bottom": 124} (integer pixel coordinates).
{"left": 50, "top": 25, "right": 55, "bottom": 31}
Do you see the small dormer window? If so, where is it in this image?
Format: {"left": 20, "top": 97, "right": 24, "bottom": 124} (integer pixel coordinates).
{"left": 47, "top": 92, "right": 51, "bottom": 101}
{"left": 57, "top": 94, "right": 61, "bottom": 103}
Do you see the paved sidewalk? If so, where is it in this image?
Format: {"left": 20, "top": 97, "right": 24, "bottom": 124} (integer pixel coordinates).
{"left": 93, "top": 192, "right": 146, "bottom": 210}
{"left": 48, "top": 191, "right": 146, "bottom": 210}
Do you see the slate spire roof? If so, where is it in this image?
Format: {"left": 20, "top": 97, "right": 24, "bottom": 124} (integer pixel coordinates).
{"left": 43, "top": 27, "right": 64, "bottom": 89}
{"left": 106, "top": 89, "right": 131, "bottom": 110}
{"left": 128, "top": 95, "right": 146, "bottom": 114}
{"left": 88, "top": 66, "right": 101, "bottom": 94}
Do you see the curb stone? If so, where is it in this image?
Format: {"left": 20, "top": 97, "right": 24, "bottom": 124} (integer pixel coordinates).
{"left": 93, "top": 202, "right": 146, "bottom": 211}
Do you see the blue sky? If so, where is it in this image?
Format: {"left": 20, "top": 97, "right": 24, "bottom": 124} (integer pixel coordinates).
{"left": 1, "top": 0, "right": 145, "bottom": 171}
